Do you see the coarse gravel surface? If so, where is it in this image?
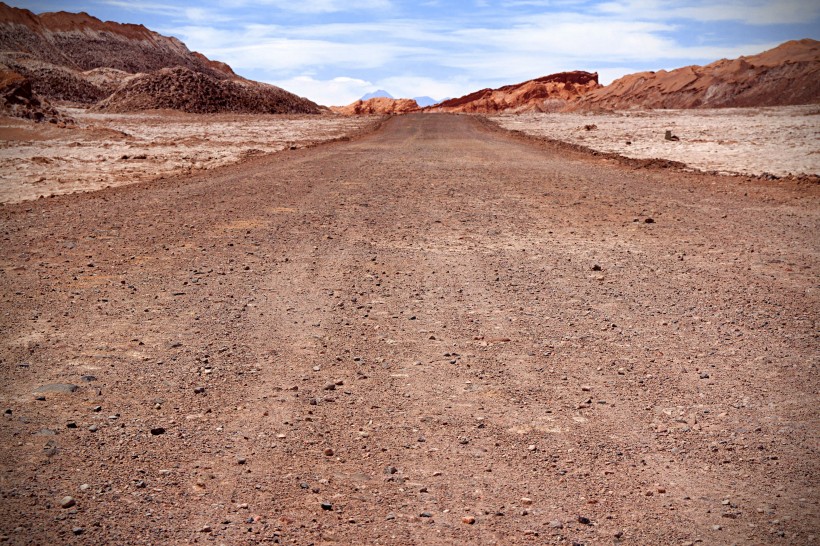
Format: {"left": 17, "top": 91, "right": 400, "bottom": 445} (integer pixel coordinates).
{"left": 0, "top": 114, "right": 818, "bottom": 545}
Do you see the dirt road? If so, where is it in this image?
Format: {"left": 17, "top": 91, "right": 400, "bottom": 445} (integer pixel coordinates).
{"left": 1, "top": 114, "right": 818, "bottom": 545}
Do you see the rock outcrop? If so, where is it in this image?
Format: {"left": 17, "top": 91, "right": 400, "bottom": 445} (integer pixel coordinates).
{"left": 431, "top": 71, "right": 600, "bottom": 113}
{"left": 331, "top": 97, "right": 419, "bottom": 115}
{"left": 572, "top": 39, "right": 820, "bottom": 110}
{"left": 0, "top": 68, "right": 72, "bottom": 123}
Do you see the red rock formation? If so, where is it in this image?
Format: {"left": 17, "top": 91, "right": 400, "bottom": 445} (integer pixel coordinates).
{"left": 572, "top": 39, "right": 820, "bottom": 110}
{"left": 331, "top": 97, "right": 419, "bottom": 115}
{"left": 431, "top": 71, "right": 600, "bottom": 113}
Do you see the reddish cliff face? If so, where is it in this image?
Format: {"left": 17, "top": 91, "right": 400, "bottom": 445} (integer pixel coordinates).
{"left": 0, "top": 2, "right": 321, "bottom": 115}
{"left": 571, "top": 39, "right": 820, "bottom": 111}
{"left": 331, "top": 97, "right": 420, "bottom": 115}
{"left": 431, "top": 71, "right": 600, "bottom": 113}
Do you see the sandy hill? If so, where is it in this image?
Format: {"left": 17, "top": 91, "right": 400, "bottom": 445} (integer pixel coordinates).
{"left": 331, "top": 97, "right": 419, "bottom": 115}
{"left": 572, "top": 39, "right": 820, "bottom": 110}
{"left": 431, "top": 71, "right": 600, "bottom": 113}
{"left": 0, "top": 2, "right": 321, "bottom": 116}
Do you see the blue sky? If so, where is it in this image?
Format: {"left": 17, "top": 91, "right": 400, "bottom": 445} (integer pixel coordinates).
{"left": 10, "top": 1, "right": 820, "bottom": 105}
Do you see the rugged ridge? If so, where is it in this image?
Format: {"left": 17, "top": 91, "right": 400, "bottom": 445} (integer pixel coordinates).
{"left": 431, "top": 71, "right": 600, "bottom": 113}
{"left": 0, "top": 2, "right": 320, "bottom": 115}
{"left": 572, "top": 39, "right": 820, "bottom": 110}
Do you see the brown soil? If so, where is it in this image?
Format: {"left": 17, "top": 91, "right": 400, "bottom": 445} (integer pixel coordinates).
{"left": 0, "top": 114, "right": 818, "bottom": 545}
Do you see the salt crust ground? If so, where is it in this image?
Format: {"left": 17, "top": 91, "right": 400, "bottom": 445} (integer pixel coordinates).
{"left": 0, "top": 109, "right": 379, "bottom": 204}
{"left": 491, "top": 105, "right": 819, "bottom": 178}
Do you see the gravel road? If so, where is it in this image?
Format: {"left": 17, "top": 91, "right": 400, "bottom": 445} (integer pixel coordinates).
{"left": 1, "top": 114, "right": 818, "bottom": 544}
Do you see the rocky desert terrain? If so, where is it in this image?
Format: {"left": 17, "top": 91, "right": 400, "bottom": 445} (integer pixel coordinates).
{"left": 1, "top": 113, "right": 818, "bottom": 546}
{"left": 0, "top": 109, "right": 380, "bottom": 203}
{"left": 491, "top": 105, "right": 820, "bottom": 178}
{"left": 1, "top": 3, "right": 819, "bottom": 545}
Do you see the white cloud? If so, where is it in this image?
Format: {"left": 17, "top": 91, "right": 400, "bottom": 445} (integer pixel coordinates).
{"left": 220, "top": 0, "right": 392, "bottom": 13}
{"left": 271, "top": 75, "right": 375, "bottom": 105}
{"left": 594, "top": 0, "right": 820, "bottom": 25}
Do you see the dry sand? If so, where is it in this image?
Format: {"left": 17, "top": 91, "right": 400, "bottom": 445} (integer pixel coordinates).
{"left": 0, "top": 109, "right": 380, "bottom": 203}
{"left": 491, "top": 105, "right": 820, "bottom": 177}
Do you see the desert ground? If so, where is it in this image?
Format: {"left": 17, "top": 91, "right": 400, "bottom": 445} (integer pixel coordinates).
{"left": 0, "top": 110, "right": 380, "bottom": 203}
{"left": 0, "top": 114, "right": 818, "bottom": 545}
{"left": 492, "top": 105, "right": 820, "bottom": 178}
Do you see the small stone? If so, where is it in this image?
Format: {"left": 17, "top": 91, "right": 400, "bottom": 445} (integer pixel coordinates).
{"left": 79, "top": 484, "right": 90, "bottom": 491}
{"left": 644, "top": 217, "right": 655, "bottom": 224}
{"left": 323, "top": 448, "right": 334, "bottom": 456}
{"left": 386, "top": 513, "right": 396, "bottom": 520}
{"left": 194, "top": 386, "right": 206, "bottom": 394}
{"left": 420, "top": 512, "right": 433, "bottom": 518}
{"left": 712, "top": 525, "right": 722, "bottom": 531}
{"left": 3, "top": 409, "right": 11, "bottom": 415}
{"left": 66, "top": 422, "right": 77, "bottom": 429}
{"left": 72, "top": 528, "right": 84, "bottom": 536}
{"left": 35, "top": 383, "right": 78, "bottom": 394}
{"left": 549, "top": 520, "right": 564, "bottom": 529}
{"left": 385, "top": 466, "right": 398, "bottom": 475}
{"left": 462, "top": 516, "right": 476, "bottom": 524}
{"left": 323, "top": 383, "right": 336, "bottom": 391}
{"left": 199, "top": 525, "right": 212, "bottom": 533}
{"left": 699, "top": 372, "right": 710, "bottom": 379}
{"left": 527, "top": 444, "right": 536, "bottom": 451}
{"left": 312, "top": 366, "right": 321, "bottom": 372}
{"left": 237, "top": 457, "right": 247, "bottom": 465}
{"left": 321, "top": 502, "right": 333, "bottom": 511}
{"left": 581, "top": 385, "right": 592, "bottom": 392}
{"left": 88, "top": 425, "right": 98, "bottom": 432}
{"left": 458, "top": 437, "right": 469, "bottom": 445}
{"left": 591, "top": 264, "right": 602, "bottom": 271}
{"left": 150, "top": 427, "right": 165, "bottom": 436}
{"left": 521, "top": 497, "right": 533, "bottom": 506}
{"left": 92, "top": 406, "right": 102, "bottom": 412}
{"left": 60, "top": 496, "right": 76, "bottom": 509}
{"left": 577, "top": 515, "right": 591, "bottom": 525}
{"left": 80, "top": 375, "right": 97, "bottom": 382}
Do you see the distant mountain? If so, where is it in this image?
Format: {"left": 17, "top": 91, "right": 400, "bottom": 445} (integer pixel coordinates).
{"left": 361, "top": 89, "right": 393, "bottom": 100}
{"left": 413, "top": 96, "right": 437, "bottom": 107}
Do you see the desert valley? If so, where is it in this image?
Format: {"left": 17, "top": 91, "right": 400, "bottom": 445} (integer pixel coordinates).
{"left": 0, "top": 2, "right": 818, "bottom": 545}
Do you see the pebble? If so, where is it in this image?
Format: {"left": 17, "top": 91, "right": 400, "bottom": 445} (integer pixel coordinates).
{"left": 712, "top": 525, "right": 722, "bottom": 531}
{"left": 79, "top": 484, "right": 90, "bottom": 491}
{"left": 237, "top": 457, "right": 247, "bottom": 465}
{"left": 321, "top": 502, "right": 333, "bottom": 511}
{"left": 199, "top": 525, "right": 212, "bottom": 533}
{"left": 644, "top": 217, "right": 655, "bottom": 224}
{"left": 521, "top": 497, "right": 533, "bottom": 506}
{"left": 577, "top": 515, "right": 591, "bottom": 525}
{"left": 60, "top": 496, "right": 76, "bottom": 509}
{"left": 323, "top": 383, "right": 336, "bottom": 391}
{"left": 699, "top": 372, "right": 710, "bottom": 379}
{"left": 385, "top": 466, "right": 398, "bottom": 475}
{"left": 150, "top": 427, "right": 165, "bottom": 435}
{"left": 88, "top": 425, "right": 98, "bottom": 432}
{"left": 462, "top": 516, "right": 476, "bottom": 524}
{"left": 194, "top": 387, "right": 206, "bottom": 394}
{"left": 323, "top": 448, "right": 334, "bottom": 456}
{"left": 549, "top": 520, "right": 564, "bottom": 529}
{"left": 420, "top": 512, "right": 433, "bottom": 518}
{"left": 527, "top": 444, "right": 536, "bottom": 451}
{"left": 72, "top": 527, "right": 84, "bottom": 536}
